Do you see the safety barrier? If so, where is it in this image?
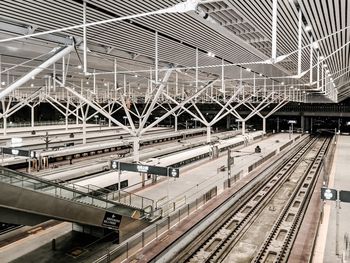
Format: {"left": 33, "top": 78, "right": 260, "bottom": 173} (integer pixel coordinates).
{"left": 94, "top": 187, "right": 218, "bottom": 263}
{"left": 224, "top": 171, "right": 243, "bottom": 189}
{"left": 248, "top": 150, "right": 277, "bottom": 173}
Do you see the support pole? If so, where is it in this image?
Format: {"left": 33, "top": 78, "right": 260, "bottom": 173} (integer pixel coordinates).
{"left": 242, "top": 121, "right": 246, "bottom": 135}
{"left": 174, "top": 114, "right": 178, "bottom": 132}
{"left": 271, "top": 0, "right": 278, "bottom": 61}
{"left": 263, "top": 117, "right": 266, "bottom": 134}
{"left": 298, "top": 10, "right": 302, "bottom": 76}
{"left": 133, "top": 137, "right": 140, "bottom": 162}
{"left": 31, "top": 106, "right": 35, "bottom": 128}
{"left": 206, "top": 125, "right": 211, "bottom": 143}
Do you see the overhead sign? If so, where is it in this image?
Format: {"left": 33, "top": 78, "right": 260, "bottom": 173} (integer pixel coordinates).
{"left": 288, "top": 120, "right": 297, "bottom": 124}
{"left": 339, "top": 190, "right": 350, "bottom": 203}
{"left": 321, "top": 187, "right": 337, "bottom": 201}
{"left": 1, "top": 147, "right": 34, "bottom": 158}
{"left": 101, "top": 211, "right": 122, "bottom": 229}
{"left": 111, "top": 161, "right": 179, "bottom": 177}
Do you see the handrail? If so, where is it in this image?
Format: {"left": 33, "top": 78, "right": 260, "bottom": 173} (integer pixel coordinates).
{"left": 0, "top": 167, "right": 153, "bottom": 217}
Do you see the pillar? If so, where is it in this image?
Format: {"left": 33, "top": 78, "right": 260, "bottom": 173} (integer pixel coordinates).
{"left": 133, "top": 137, "right": 140, "bottom": 162}
{"left": 31, "top": 106, "right": 35, "bottom": 128}
{"left": 3, "top": 116, "right": 7, "bottom": 135}
{"left": 242, "top": 121, "right": 246, "bottom": 135}
{"left": 76, "top": 108, "right": 79, "bottom": 125}
{"left": 301, "top": 115, "right": 305, "bottom": 133}
{"left": 226, "top": 115, "right": 231, "bottom": 130}
{"left": 82, "top": 117, "right": 87, "bottom": 144}
{"left": 276, "top": 117, "right": 280, "bottom": 132}
{"left": 262, "top": 117, "right": 266, "bottom": 134}
{"left": 174, "top": 115, "right": 178, "bottom": 132}
{"left": 206, "top": 125, "right": 211, "bottom": 143}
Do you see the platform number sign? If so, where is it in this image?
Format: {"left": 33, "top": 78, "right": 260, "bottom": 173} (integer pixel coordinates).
{"left": 169, "top": 168, "right": 178, "bottom": 178}
{"left": 111, "top": 160, "right": 118, "bottom": 170}
{"left": 111, "top": 160, "right": 180, "bottom": 177}
{"left": 102, "top": 211, "right": 122, "bottom": 229}
{"left": 321, "top": 187, "right": 337, "bottom": 201}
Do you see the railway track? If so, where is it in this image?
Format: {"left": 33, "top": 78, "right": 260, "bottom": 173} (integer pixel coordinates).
{"left": 171, "top": 136, "right": 330, "bottom": 263}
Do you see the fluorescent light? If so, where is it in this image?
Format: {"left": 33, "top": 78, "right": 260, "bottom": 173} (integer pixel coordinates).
{"left": 325, "top": 69, "right": 330, "bottom": 74}
{"left": 323, "top": 64, "right": 327, "bottom": 68}
{"left": 86, "top": 81, "right": 89, "bottom": 85}
{"left": 320, "top": 56, "right": 324, "bottom": 60}
{"left": 281, "top": 82, "right": 285, "bottom": 85}
{"left": 134, "top": 74, "right": 138, "bottom": 78}
{"left": 259, "top": 73, "right": 263, "bottom": 77}
{"left": 312, "top": 41, "right": 319, "bottom": 49}
{"left": 246, "top": 68, "right": 251, "bottom": 72}
{"left": 30, "top": 83, "right": 34, "bottom": 87}
{"left": 104, "top": 83, "right": 107, "bottom": 86}
{"left": 305, "top": 25, "right": 312, "bottom": 32}
{"left": 31, "top": 76, "right": 35, "bottom": 80}
{"left": 77, "top": 65, "right": 82, "bottom": 69}
{"left": 1, "top": 81, "right": 5, "bottom": 85}
{"left": 207, "top": 51, "right": 215, "bottom": 57}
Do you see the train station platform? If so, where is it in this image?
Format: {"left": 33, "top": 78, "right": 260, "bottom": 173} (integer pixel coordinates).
{"left": 133, "top": 133, "right": 302, "bottom": 216}
{"left": 314, "top": 135, "right": 350, "bottom": 262}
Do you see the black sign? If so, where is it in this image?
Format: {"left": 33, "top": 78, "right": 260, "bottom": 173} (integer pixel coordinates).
{"left": 111, "top": 161, "right": 179, "bottom": 177}
{"left": 321, "top": 187, "right": 337, "bottom": 201}
{"left": 1, "top": 147, "right": 33, "bottom": 157}
{"left": 339, "top": 190, "right": 350, "bottom": 203}
{"left": 101, "top": 211, "right": 122, "bottom": 229}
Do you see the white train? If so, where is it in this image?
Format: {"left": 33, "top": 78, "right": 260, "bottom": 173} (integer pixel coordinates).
{"left": 39, "top": 130, "right": 242, "bottom": 182}
{"left": 70, "top": 131, "right": 264, "bottom": 194}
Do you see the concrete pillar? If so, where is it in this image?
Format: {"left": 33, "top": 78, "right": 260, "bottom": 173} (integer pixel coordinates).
{"left": 76, "top": 108, "right": 79, "bottom": 125}
{"left": 174, "top": 115, "right": 178, "bottom": 132}
{"left": 82, "top": 118, "right": 87, "bottom": 144}
{"left": 242, "top": 121, "right": 246, "bottom": 135}
{"left": 301, "top": 115, "right": 305, "bottom": 132}
{"left": 276, "top": 117, "right": 280, "bottom": 132}
{"left": 133, "top": 137, "right": 140, "bottom": 162}
{"left": 31, "top": 106, "right": 35, "bottom": 128}
{"left": 226, "top": 115, "right": 231, "bottom": 130}
{"left": 206, "top": 125, "right": 211, "bottom": 143}
{"left": 310, "top": 117, "right": 313, "bottom": 133}
{"left": 3, "top": 116, "right": 7, "bottom": 135}
{"left": 262, "top": 117, "right": 266, "bottom": 134}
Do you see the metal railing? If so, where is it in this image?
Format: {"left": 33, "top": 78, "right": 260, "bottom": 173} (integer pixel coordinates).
{"left": 0, "top": 167, "right": 156, "bottom": 217}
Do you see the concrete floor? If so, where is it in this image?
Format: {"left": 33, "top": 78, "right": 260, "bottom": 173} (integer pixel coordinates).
{"left": 315, "top": 135, "right": 350, "bottom": 262}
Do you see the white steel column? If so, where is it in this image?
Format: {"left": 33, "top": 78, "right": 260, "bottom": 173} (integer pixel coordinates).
{"left": 222, "top": 59, "right": 225, "bottom": 101}
{"left": 271, "top": 0, "right": 278, "bottom": 61}
{"left": 83, "top": 0, "right": 87, "bottom": 74}
{"left": 133, "top": 137, "right": 140, "bottom": 162}
{"left": 310, "top": 36, "right": 313, "bottom": 84}
{"left": 155, "top": 31, "right": 158, "bottom": 84}
{"left": 31, "top": 105, "right": 35, "bottom": 128}
{"left": 174, "top": 114, "right": 178, "bottom": 132}
{"left": 297, "top": 10, "right": 302, "bottom": 76}
{"left": 263, "top": 117, "right": 266, "bottom": 134}
{"left": 242, "top": 121, "right": 246, "bottom": 135}
{"left": 206, "top": 125, "right": 211, "bottom": 143}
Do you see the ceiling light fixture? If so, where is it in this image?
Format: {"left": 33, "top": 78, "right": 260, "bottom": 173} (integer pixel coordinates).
{"left": 246, "top": 68, "right": 251, "bottom": 72}
{"left": 305, "top": 25, "right": 312, "bottom": 32}
{"left": 207, "top": 51, "right": 215, "bottom": 57}
{"left": 1, "top": 81, "right": 5, "bottom": 86}
{"left": 312, "top": 41, "right": 319, "bottom": 49}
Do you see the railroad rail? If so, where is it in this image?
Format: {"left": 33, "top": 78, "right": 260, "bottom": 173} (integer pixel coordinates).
{"left": 171, "top": 136, "right": 330, "bottom": 263}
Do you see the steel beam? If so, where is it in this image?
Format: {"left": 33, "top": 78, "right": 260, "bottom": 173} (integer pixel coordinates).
{"left": 0, "top": 45, "right": 75, "bottom": 100}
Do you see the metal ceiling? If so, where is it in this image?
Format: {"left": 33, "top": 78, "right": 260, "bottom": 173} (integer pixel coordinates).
{"left": 0, "top": 0, "right": 347, "bottom": 101}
